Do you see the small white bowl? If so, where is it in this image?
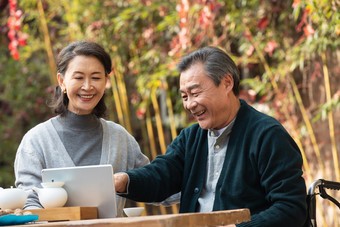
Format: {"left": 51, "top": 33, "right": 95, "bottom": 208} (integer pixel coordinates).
{"left": 123, "top": 207, "right": 144, "bottom": 217}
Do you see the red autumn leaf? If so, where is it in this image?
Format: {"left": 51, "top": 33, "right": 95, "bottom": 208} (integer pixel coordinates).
{"left": 292, "top": 0, "right": 300, "bottom": 8}
{"left": 130, "top": 93, "right": 139, "bottom": 105}
{"left": 7, "top": 17, "right": 14, "bottom": 29}
{"left": 9, "top": 0, "right": 17, "bottom": 15}
{"left": 136, "top": 108, "right": 146, "bottom": 120}
{"left": 246, "top": 45, "right": 255, "bottom": 57}
{"left": 303, "top": 24, "right": 315, "bottom": 37}
{"left": 9, "top": 0, "right": 17, "bottom": 8}
{"left": 11, "top": 49, "right": 20, "bottom": 60}
{"left": 265, "top": 40, "right": 278, "bottom": 56}
{"left": 8, "top": 40, "right": 18, "bottom": 50}
{"left": 296, "top": 10, "right": 308, "bottom": 32}
{"left": 15, "top": 9, "right": 23, "bottom": 19}
{"left": 18, "top": 38, "right": 26, "bottom": 46}
{"left": 18, "top": 32, "right": 29, "bottom": 43}
{"left": 257, "top": 16, "right": 269, "bottom": 30}
{"left": 8, "top": 29, "right": 16, "bottom": 40}
{"left": 14, "top": 20, "right": 21, "bottom": 30}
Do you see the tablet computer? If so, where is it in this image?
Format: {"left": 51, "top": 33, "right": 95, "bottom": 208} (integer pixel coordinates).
{"left": 41, "top": 164, "right": 117, "bottom": 218}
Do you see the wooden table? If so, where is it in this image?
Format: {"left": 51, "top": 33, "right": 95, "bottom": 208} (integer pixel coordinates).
{"left": 21, "top": 209, "right": 250, "bottom": 227}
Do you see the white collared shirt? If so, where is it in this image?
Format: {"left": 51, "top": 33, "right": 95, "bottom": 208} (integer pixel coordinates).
{"left": 197, "top": 118, "right": 236, "bottom": 212}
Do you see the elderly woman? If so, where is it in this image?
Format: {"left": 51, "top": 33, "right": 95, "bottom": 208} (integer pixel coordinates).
{"left": 14, "top": 41, "right": 149, "bottom": 217}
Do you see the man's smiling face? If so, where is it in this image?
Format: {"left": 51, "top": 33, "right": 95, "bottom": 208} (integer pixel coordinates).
{"left": 179, "top": 62, "right": 234, "bottom": 130}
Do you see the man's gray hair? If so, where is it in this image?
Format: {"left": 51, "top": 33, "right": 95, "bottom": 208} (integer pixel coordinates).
{"left": 177, "top": 46, "right": 240, "bottom": 96}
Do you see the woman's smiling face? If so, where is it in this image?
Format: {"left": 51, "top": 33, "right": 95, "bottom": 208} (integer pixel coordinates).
{"left": 58, "top": 55, "right": 107, "bottom": 115}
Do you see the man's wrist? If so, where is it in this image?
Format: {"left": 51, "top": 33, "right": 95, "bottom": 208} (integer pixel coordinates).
{"left": 115, "top": 172, "right": 130, "bottom": 194}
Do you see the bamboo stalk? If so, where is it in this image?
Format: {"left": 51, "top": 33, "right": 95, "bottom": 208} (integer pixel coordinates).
{"left": 113, "top": 56, "right": 132, "bottom": 133}
{"left": 164, "top": 80, "right": 178, "bottom": 140}
{"left": 37, "top": 0, "right": 57, "bottom": 86}
{"left": 321, "top": 52, "right": 339, "bottom": 227}
{"left": 283, "top": 76, "right": 312, "bottom": 180}
{"left": 163, "top": 81, "right": 179, "bottom": 214}
{"left": 151, "top": 86, "right": 180, "bottom": 214}
{"left": 146, "top": 106, "right": 158, "bottom": 160}
{"left": 289, "top": 75, "right": 326, "bottom": 178}
{"left": 321, "top": 52, "right": 340, "bottom": 181}
{"left": 286, "top": 115, "right": 312, "bottom": 180}
{"left": 289, "top": 74, "right": 326, "bottom": 227}
{"left": 289, "top": 123, "right": 327, "bottom": 227}
{"left": 145, "top": 106, "right": 167, "bottom": 215}
{"left": 151, "top": 86, "right": 167, "bottom": 154}
{"left": 110, "top": 71, "right": 125, "bottom": 127}
{"left": 140, "top": 116, "right": 150, "bottom": 159}
{"left": 285, "top": 89, "right": 328, "bottom": 227}
{"left": 285, "top": 105, "right": 327, "bottom": 227}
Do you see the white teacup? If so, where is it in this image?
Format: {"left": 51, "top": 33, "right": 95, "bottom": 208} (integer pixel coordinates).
{"left": 123, "top": 207, "right": 144, "bottom": 217}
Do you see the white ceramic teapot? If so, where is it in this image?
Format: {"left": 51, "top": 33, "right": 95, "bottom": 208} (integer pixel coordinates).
{"left": 0, "top": 186, "right": 30, "bottom": 209}
{"left": 32, "top": 182, "right": 68, "bottom": 208}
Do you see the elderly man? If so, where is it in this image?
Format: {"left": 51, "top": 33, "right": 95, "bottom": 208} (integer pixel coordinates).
{"left": 115, "top": 46, "right": 307, "bottom": 226}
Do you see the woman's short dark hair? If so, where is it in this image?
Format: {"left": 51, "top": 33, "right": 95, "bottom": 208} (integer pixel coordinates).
{"left": 50, "top": 41, "right": 112, "bottom": 118}
{"left": 176, "top": 46, "right": 240, "bottom": 96}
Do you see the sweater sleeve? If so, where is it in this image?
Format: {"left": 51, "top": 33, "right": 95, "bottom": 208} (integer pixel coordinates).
{"left": 101, "top": 119, "right": 150, "bottom": 171}
{"left": 14, "top": 120, "right": 75, "bottom": 209}
{"left": 14, "top": 129, "right": 45, "bottom": 209}
{"left": 130, "top": 137, "right": 150, "bottom": 169}
{"left": 238, "top": 126, "right": 307, "bottom": 227}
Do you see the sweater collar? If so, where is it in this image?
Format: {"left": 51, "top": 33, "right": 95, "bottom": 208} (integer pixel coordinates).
{"left": 56, "top": 110, "right": 100, "bottom": 131}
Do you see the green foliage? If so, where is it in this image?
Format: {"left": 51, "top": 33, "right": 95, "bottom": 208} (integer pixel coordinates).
{"left": 313, "top": 92, "right": 340, "bottom": 122}
{"left": 0, "top": 47, "right": 53, "bottom": 187}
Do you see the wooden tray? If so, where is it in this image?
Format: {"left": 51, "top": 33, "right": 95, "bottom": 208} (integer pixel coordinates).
{"left": 27, "top": 207, "right": 97, "bottom": 221}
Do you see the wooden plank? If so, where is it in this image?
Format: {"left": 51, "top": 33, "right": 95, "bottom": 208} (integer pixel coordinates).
{"left": 27, "top": 207, "right": 97, "bottom": 221}
{"left": 27, "top": 208, "right": 250, "bottom": 227}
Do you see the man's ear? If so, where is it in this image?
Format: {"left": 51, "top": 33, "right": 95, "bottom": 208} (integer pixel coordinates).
{"left": 223, "top": 74, "right": 234, "bottom": 92}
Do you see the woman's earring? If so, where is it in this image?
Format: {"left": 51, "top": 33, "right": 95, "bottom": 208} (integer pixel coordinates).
{"left": 63, "top": 89, "right": 67, "bottom": 94}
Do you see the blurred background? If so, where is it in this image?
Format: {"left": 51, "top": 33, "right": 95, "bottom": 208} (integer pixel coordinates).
{"left": 0, "top": 0, "right": 339, "bottom": 225}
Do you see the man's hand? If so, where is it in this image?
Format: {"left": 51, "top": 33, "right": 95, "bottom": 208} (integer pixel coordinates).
{"left": 114, "top": 172, "right": 129, "bottom": 193}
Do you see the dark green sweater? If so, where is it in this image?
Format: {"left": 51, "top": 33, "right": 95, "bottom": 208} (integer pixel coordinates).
{"left": 127, "top": 99, "right": 307, "bottom": 226}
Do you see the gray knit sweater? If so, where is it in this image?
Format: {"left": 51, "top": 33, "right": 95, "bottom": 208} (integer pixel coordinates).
{"left": 14, "top": 115, "right": 149, "bottom": 216}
